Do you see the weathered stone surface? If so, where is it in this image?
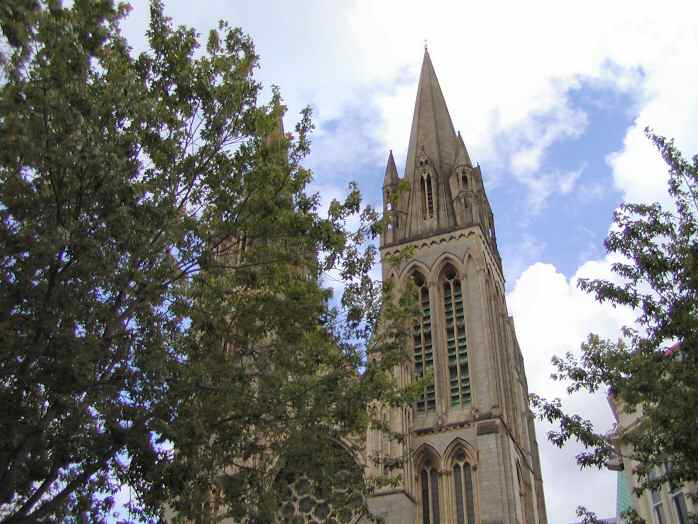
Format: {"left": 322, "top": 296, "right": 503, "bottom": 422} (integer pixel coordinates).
{"left": 477, "top": 421, "right": 499, "bottom": 435}
{"left": 367, "top": 49, "right": 548, "bottom": 524}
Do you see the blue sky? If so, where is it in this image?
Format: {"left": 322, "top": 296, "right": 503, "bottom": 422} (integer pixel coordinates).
{"left": 496, "top": 82, "right": 637, "bottom": 284}
{"left": 117, "top": 2, "right": 698, "bottom": 522}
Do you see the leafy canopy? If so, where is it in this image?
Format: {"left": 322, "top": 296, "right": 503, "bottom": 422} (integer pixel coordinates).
{"left": 532, "top": 130, "right": 698, "bottom": 522}
{"left": 0, "top": 1, "right": 412, "bottom": 522}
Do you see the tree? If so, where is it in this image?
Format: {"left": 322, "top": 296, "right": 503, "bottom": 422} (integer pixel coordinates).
{"left": 532, "top": 129, "right": 698, "bottom": 521}
{"left": 0, "top": 1, "right": 411, "bottom": 522}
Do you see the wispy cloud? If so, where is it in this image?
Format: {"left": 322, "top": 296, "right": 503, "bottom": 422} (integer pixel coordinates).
{"left": 509, "top": 104, "right": 589, "bottom": 176}
{"left": 507, "top": 256, "right": 636, "bottom": 523}
{"left": 515, "top": 165, "right": 586, "bottom": 214}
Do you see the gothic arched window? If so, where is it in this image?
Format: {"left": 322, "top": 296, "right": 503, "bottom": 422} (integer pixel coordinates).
{"left": 412, "top": 271, "right": 436, "bottom": 413}
{"left": 460, "top": 169, "right": 468, "bottom": 190}
{"left": 421, "top": 173, "right": 434, "bottom": 220}
{"left": 420, "top": 459, "right": 441, "bottom": 524}
{"left": 453, "top": 450, "right": 476, "bottom": 524}
{"left": 441, "top": 264, "right": 471, "bottom": 407}
{"left": 426, "top": 174, "right": 434, "bottom": 218}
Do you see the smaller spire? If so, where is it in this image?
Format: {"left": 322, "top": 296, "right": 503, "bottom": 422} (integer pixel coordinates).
{"left": 384, "top": 150, "right": 400, "bottom": 186}
{"left": 455, "top": 131, "right": 472, "bottom": 167}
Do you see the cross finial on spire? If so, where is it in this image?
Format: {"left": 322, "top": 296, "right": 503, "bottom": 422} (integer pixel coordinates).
{"left": 424, "top": 39, "right": 428, "bottom": 51}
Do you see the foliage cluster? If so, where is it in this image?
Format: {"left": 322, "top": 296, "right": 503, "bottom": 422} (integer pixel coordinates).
{"left": 0, "top": 1, "right": 412, "bottom": 522}
{"left": 532, "top": 130, "right": 698, "bottom": 522}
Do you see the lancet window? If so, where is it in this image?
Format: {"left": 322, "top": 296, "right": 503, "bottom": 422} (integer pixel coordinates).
{"left": 457, "top": 167, "right": 468, "bottom": 190}
{"left": 441, "top": 264, "right": 471, "bottom": 407}
{"left": 453, "top": 450, "right": 476, "bottom": 524}
{"left": 412, "top": 271, "right": 436, "bottom": 413}
{"left": 421, "top": 174, "right": 434, "bottom": 219}
{"left": 420, "top": 459, "right": 441, "bottom": 524}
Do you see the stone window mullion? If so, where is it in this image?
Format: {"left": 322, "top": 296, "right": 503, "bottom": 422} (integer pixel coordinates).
{"left": 441, "top": 266, "right": 471, "bottom": 408}
{"left": 413, "top": 272, "right": 436, "bottom": 414}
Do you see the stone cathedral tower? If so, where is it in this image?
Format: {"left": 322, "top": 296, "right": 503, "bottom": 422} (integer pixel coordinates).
{"left": 366, "top": 50, "right": 548, "bottom": 524}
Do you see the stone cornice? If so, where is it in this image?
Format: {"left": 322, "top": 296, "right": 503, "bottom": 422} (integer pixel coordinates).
{"left": 380, "top": 225, "right": 505, "bottom": 291}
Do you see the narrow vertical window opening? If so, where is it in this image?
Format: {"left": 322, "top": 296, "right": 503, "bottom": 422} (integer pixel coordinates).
{"left": 454, "top": 463, "right": 465, "bottom": 524}
{"left": 453, "top": 450, "right": 475, "bottom": 524}
{"left": 464, "top": 464, "right": 475, "bottom": 524}
{"left": 673, "top": 491, "right": 688, "bottom": 524}
{"left": 413, "top": 272, "right": 436, "bottom": 413}
{"left": 421, "top": 461, "right": 440, "bottom": 524}
{"left": 442, "top": 265, "right": 470, "bottom": 407}
{"left": 426, "top": 174, "right": 434, "bottom": 218}
{"left": 430, "top": 467, "right": 440, "bottom": 523}
{"left": 421, "top": 468, "right": 431, "bottom": 524}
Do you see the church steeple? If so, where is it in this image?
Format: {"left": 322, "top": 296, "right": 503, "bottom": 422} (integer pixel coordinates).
{"left": 405, "top": 49, "right": 460, "bottom": 180}
{"left": 369, "top": 50, "right": 547, "bottom": 524}
{"left": 384, "top": 50, "right": 498, "bottom": 269}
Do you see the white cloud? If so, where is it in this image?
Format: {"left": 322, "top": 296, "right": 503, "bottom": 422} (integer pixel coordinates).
{"left": 510, "top": 104, "right": 588, "bottom": 177}
{"left": 507, "top": 258, "right": 636, "bottom": 522}
{"left": 558, "top": 168, "right": 583, "bottom": 196}
{"left": 502, "top": 234, "right": 547, "bottom": 286}
{"left": 605, "top": 22, "right": 698, "bottom": 207}
{"left": 607, "top": 125, "right": 671, "bottom": 206}
{"left": 513, "top": 166, "right": 586, "bottom": 214}
{"left": 508, "top": 259, "right": 633, "bottom": 396}
{"left": 121, "top": 0, "right": 698, "bottom": 212}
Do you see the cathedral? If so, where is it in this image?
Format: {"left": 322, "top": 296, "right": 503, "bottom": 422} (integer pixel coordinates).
{"left": 364, "top": 49, "right": 548, "bottom": 524}
{"left": 168, "top": 49, "right": 548, "bottom": 524}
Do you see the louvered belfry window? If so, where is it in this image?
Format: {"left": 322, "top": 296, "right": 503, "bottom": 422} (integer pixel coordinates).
{"left": 413, "top": 272, "right": 436, "bottom": 413}
{"left": 442, "top": 265, "right": 471, "bottom": 407}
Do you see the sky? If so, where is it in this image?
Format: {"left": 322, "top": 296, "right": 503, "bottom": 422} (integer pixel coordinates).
{"left": 118, "top": 2, "right": 698, "bottom": 522}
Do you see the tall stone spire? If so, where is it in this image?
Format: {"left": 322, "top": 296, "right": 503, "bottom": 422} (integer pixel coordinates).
{"left": 396, "top": 49, "right": 469, "bottom": 239}
{"left": 405, "top": 49, "right": 459, "bottom": 180}
{"left": 384, "top": 50, "right": 499, "bottom": 269}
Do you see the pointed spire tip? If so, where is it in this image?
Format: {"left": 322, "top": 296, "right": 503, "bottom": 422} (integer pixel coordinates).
{"left": 384, "top": 149, "right": 399, "bottom": 185}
